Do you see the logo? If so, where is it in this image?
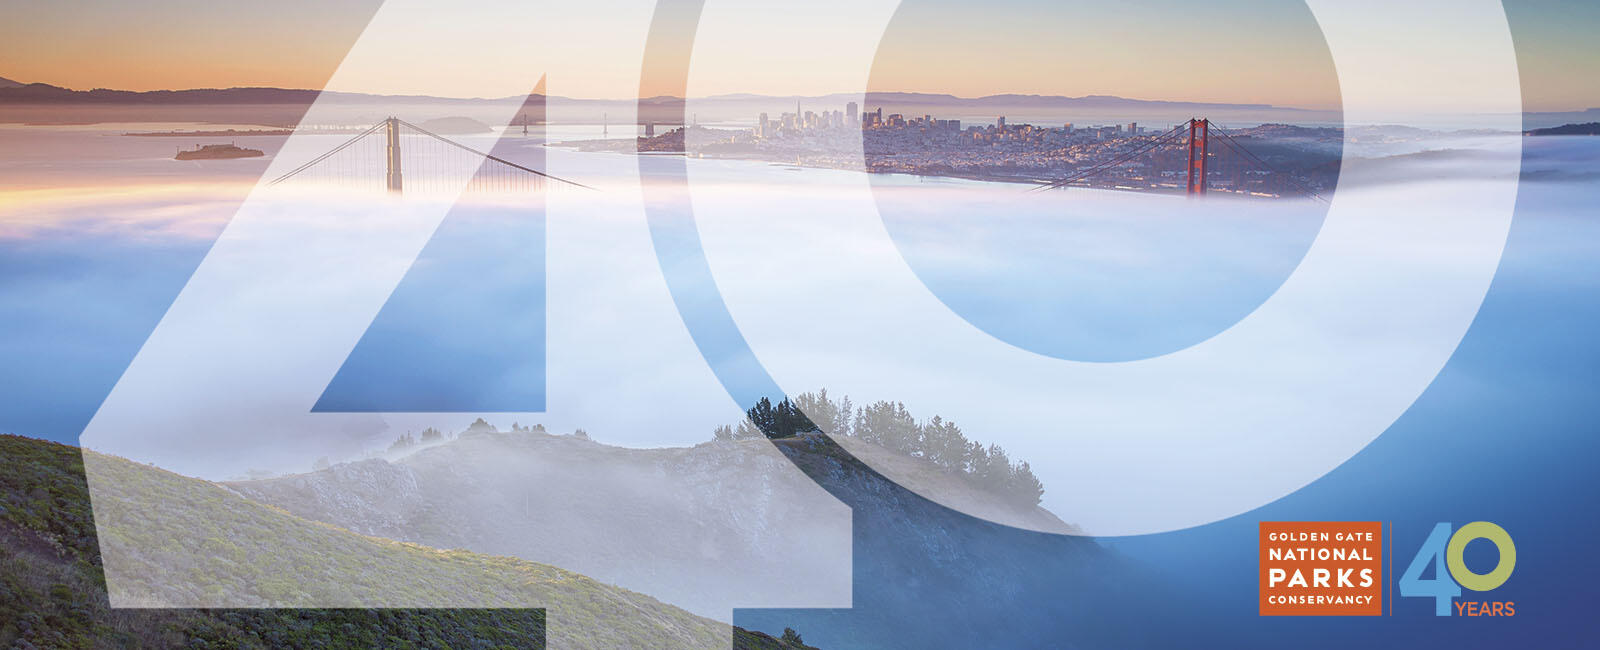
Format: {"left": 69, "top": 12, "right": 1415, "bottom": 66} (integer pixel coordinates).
{"left": 1398, "top": 521, "right": 1516, "bottom": 616}
{"left": 1259, "top": 522, "right": 1383, "bottom": 616}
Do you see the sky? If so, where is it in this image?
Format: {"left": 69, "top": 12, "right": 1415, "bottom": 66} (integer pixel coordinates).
{"left": 0, "top": 0, "right": 1594, "bottom": 110}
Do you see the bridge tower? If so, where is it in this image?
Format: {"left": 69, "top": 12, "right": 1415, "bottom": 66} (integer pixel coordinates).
{"left": 384, "top": 117, "right": 404, "bottom": 194}
{"left": 1186, "top": 118, "right": 1209, "bottom": 196}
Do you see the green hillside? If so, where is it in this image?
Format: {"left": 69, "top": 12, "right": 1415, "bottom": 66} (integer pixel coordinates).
{"left": 0, "top": 434, "right": 816, "bottom": 649}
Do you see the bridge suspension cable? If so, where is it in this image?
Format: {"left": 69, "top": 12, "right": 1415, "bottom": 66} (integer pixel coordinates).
{"left": 1029, "top": 122, "right": 1189, "bottom": 193}
{"left": 1204, "top": 122, "right": 1330, "bottom": 204}
{"left": 268, "top": 121, "right": 387, "bottom": 187}
{"left": 268, "top": 117, "right": 594, "bottom": 193}
{"left": 392, "top": 118, "right": 596, "bottom": 191}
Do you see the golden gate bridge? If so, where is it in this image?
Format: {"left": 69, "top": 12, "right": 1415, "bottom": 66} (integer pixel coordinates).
{"left": 269, "top": 116, "right": 593, "bottom": 195}
{"left": 269, "top": 115, "right": 1326, "bottom": 201}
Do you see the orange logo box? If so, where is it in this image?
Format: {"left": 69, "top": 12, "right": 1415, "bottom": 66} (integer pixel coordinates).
{"left": 1259, "top": 521, "right": 1383, "bottom": 616}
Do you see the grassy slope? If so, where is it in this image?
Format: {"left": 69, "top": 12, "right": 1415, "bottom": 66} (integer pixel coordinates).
{"left": 0, "top": 434, "right": 814, "bottom": 649}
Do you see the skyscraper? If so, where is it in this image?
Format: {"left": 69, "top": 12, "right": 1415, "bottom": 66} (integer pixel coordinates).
{"left": 846, "top": 101, "right": 859, "bottom": 128}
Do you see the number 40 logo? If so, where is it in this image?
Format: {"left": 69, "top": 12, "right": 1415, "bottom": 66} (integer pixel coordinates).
{"left": 1398, "top": 522, "right": 1516, "bottom": 616}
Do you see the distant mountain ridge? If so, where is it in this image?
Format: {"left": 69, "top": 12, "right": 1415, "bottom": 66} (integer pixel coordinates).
{"left": 1524, "top": 108, "right": 1600, "bottom": 130}
{"left": 846, "top": 91, "right": 1281, "bottom": 111}
{"left": 0, "top": 79, "right": 1293, "bottom": 112}
{"left": 0, "top": 82, "right": 433, "bottom": 105}
{"left": 1527, "top": 121, "right": 1600, "bottom": 136}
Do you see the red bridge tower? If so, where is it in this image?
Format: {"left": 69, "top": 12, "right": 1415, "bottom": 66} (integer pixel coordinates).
{"left": 1186, "top": 118, "right": 1209, "bottom": 196}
